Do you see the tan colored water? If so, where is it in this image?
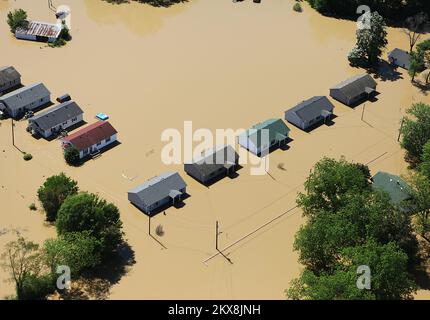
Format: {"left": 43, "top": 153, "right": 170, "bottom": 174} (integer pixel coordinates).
{"left": 0, "top": 0, "right": 429, "bottom": 299}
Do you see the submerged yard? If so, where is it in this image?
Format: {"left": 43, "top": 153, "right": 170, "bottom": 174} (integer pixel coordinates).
{"left": 0, "top": 0, "right": 429, "bottom": 299}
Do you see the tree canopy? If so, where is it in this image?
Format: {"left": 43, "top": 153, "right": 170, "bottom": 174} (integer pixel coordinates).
{"left": 37, "top": 173, "right": 79, "bottom": 222}
{"left": 7, "top": 9, "right": 28, "bottom": 33}
{"left": 56, "top": 192, "right": 123, "bottom": 257}
{"left": 400, "top": 102, "right": 430, "bottom": 165}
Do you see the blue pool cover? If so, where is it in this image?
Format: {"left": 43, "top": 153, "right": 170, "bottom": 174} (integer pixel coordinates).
{"left": 96, "top": 113, "right": 109, "bottom": 121}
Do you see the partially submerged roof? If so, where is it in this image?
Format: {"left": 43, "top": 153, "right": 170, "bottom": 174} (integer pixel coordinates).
{"left": 372, "top": 172, "right": 412, "bottom": 204}
{"left": 29, "top": 101, "right": 83, "bottom": 131}
{"left": 0, "top": 83, "right": 50, "bottom": 111}
{"left": 388, "top": 48, "right": 411, "bottom": 68}
{"left": 287, "top": 96, "right": 334, "bottom": 122}
{"left": 189, "top": 145, "right": 238, "bottom": 177}
{"left": 331, "top": 74, "right": 377, "bottom": 99}
{"left": 16, "top": 21, "right": 61, "bottom": 39}
{"left": 128, "top": 172, "right": 187, "bottom": 207}
{"left": 0, "top": 66, "right": 21, "bottom": 87}
{"left": 63, "top": 121, "right": 117, "bottom": 151}
{"left": 241, "top": 119, "right": 290, "bottom": 148}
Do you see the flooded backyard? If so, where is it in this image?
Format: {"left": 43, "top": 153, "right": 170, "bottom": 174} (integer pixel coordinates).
{"left": 0, "top": 0, "right": 429, "bottom": 299}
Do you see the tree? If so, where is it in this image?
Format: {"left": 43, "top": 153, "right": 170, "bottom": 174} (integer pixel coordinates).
{"left": 406, "top": 173, "right": 430, "bottom": 242}
{"left": 56, "top": 192, "right": 123, "bottom": 257}
{"left": 297, "top": 157, "right": 372, "bottom": 217}
{"left": 37, "top": 173, "right": 79, "bottom": 222}
{"left": 44, "top": 231, "right": 101, "bottom": 276}
{"left": 64, "top": 146, "right": 80, "bottom": 166}
{"left": 419, "top": 140, "right": 430, "bottom": 180}
{"left": 403, "top": 12, "right": 428, "bottom": 53}
{"left": 0, "top": 235, "right": 52, "bottom": 299}
{"left": 287, "top": 240, "right": 416, "bottom": 300}
{"left": 348, "top": 11, "right": 388, "bottom": 67}
{"left": 409, "top": 39, "right": 430, "bottom": 83}
{"left": 7, "top": 9, "right": 28, "bottom": 33}
{"left": 400, "top": 102, "right": 430, "bottom": 165}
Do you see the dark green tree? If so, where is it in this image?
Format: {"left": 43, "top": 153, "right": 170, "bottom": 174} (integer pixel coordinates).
{"left": 56, "top": 192, "right": 123, "bottom": 257}
{"left": 400, "top": 102, "right": 430, "bottom": 165}
{"left": 7, "top": 9, "right": 28, "bottom": 33}
{"left": 37, "top": 173, "right": 79, "bottom": 222}
{"left": 64, "top": 146, "right": 80, "bottom": 166}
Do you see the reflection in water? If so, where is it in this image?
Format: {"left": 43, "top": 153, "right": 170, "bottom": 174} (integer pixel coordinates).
{"left": 0, "top": 0, "right": 9, "bottom": 12}
{"left": 84, "top": 0, "right": 195, "bottom": 36}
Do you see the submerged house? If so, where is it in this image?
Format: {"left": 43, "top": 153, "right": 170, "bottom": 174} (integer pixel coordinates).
{"left": 62, "top": 121, "right": 117, "bottom": 159}
{"left": 238, "top": 119, "right": 290, "bottom": 156}
{"left": 330, "top": 74, "right": 377, "bottom": 106}
{"left": 0, "top": 66, "right": 21, "bottom": 94}
{"left": 184, "top": 145, "right": 239, "bottom": 185}
{"left": 15, "top": 21, "right": 61, "bottom": 43}
{"left": 28, "top": 101, "right": 84, "bottom": 138}
{"left": 285, "top": 96, "right": 334, "bottom": 131}
{"left": 128, "top": 172, "right": 188, "bottom": 215}
{"left": 372, "top": 172, "right": 412, "bottom": 208}
{"left": 388, "top": 48, "right": 411, "bottom": 70}
{"left": 0, "top": 83, "right": 50, "bottom": 118}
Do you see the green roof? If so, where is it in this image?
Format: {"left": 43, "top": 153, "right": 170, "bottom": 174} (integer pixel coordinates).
{"left": 372, "top": 172, "right": 412, "bottom": 204}
{"left": 244, "top": 119, "right": 290, "bottom": 148}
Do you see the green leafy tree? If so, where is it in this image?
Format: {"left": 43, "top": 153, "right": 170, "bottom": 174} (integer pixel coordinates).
{"left": 56, "top": 192, "right": 123, "bottom": 257}
{"left": 400, "top": 102, "right": 430, "bottom": 165}
{"left": 419, "top": 140, "right": 430, "bottom": 179}
{"left": 44, "top": 231, "right": 101, "bottom": 276}
{"left": 0, "top": 236, "right": 53, "bottom": 300}
{"left": 37, "top": 173, "right": 79, "bottom": 222}
{"left": 348, "top": 11, "right": 388, "bottom": 67}
{"left": 64, "top": 146, "right": 80, "bottom": 166}
{"left": 297, "top": 157, "right": 371, "bottom": 216}
{"left": 7, "top": 9, "right": 28, "bottom": 33}
{"left": 406, "top": 173, "right": 430, "bottom": 242}
{"left": 287, "top": 240, "right": 416, "bottom": 300}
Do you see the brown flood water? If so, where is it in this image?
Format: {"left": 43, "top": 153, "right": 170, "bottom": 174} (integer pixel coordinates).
{"left": 0, "top": 0, "right": 429, "bottom": 299}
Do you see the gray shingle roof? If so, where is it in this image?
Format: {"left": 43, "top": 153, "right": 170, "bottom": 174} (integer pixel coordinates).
{"left": 190, "top": 145, "right": 238, "bottom": 177}
{"left": 388, "top": 48, "right": 411, "bottom": 69}
{"left": 287, "top": 96, "right": 334, "bottom": 122}
{"left": 29, "top": 101, "right": 83, "bottom": 131}
{"left": 372, "top": 172, "right": 412, "bottom": 204}
{"left": 128, "top": 172, "right": 187, "bottom": 207}
{"left": 0, "top": 83, "right": 50, "bottom": 111}
{"left": 331, "top": 74, "right": 377, "bottom": 99}
{"left": 0, "top": 66, "right": 21, "bottom": 87}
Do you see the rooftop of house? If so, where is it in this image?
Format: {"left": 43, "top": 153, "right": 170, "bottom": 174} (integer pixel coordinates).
{"left": 388, "top": 48, "right": 411, "bottom": 67}
{"left": 128, "top": 172, "right": 187, "bottom": 207}
{"left": 241, "top": 118, "right": 290, "bottom": 147}
{"left": 287, "top": 96, "right": 334, "bottom": 122}
{"left": 372, "top": 171, "right": 412, "bottom": 205}
{"left": 188, "top": 145, "right": 238, "bottom": 177}
{"left": 63, "top": 121, "right": 117, "bottom": 151}
{"left": 331, "top": 74, "right": 377, "bottom": 99}
{"left": 0, "top": 66, "right": 21, "bottom": 87}
{"left": 29, "top": 101, "right": 83, "bottom": 131}
{"left": 0, "top": 83, "right": 50, "bottom": 111}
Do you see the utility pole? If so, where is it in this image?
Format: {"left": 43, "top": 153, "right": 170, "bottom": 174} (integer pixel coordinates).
{"left": 361, "top": 103, "right": 366, "bottom": 121}
{"left": 11, "top": 118, "right": 15, "bottom": 146}
{"left": 216, "top": 221, "right": 220, "bottom": 251}
{"left": 148, "top": 215, "right": 151, "bottom": 235}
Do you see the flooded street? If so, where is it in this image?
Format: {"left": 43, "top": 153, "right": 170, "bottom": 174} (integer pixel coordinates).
{"left": 0, "top": 0, "right": 429, "bottom": 299}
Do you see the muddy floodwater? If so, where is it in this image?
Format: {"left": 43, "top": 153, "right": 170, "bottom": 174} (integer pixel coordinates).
{"left": 0, "top": 0, "right": 429, "bottom": 299}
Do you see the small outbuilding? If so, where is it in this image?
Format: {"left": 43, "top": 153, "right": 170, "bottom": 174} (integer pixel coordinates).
{"left": 330, "top": 74, "right": 377, "bottom": 106}
{"left": 0, "top": 83, "right": 51, "bottom": 118}
{"left": 371, "top": 172, "right": 412, "bottom": 206}
{"left": 28, "top": 101, "right": 84, "bottom": 138}
{"left": 238, "top": 119, "right": 290, "bottom": 157}
{"left": 15, "top": 21, "right": 62, "bottom": 43}
{"left": 388, "top": 48, "right": 411, "bottom": 70}
{"left": 62, "top": 121, "right": 118, "bottom": 159}
{"left": 0, "top": 66, "right": 21, "bottom": 94}
{"left": 184, "top": 145, "right": 239, "bottom": 185}
{"left": 285, "top": 96, "right": 334, "bottom": 131}
{"left": 128, "top": 172, "right": 188, "bottom": 215}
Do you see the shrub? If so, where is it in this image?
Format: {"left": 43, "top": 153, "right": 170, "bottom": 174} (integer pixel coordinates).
{"left": 64, "top": 146, "right": 80, "bottom": 166}
{"left": 19, "top": 274, "right": 55, "bottom": 300}
{"left": 29, "top": 203, "right": 37, "bottom": 211}
{"left": 23, "top": 153, "right": 32, "bottom": 161}
{"left": 293, "top": 3, "right": 302, "bottom": 12}
{"left": 7, "top": 9, "right": 28, "bottom": 33}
